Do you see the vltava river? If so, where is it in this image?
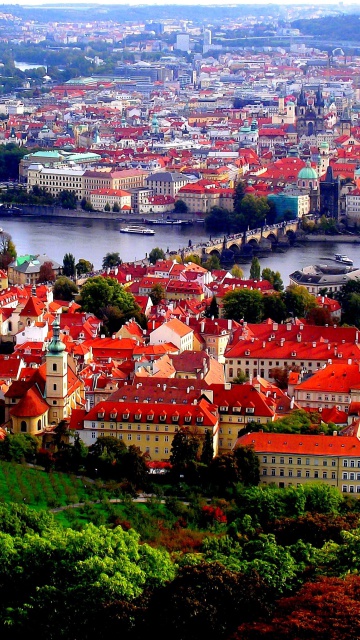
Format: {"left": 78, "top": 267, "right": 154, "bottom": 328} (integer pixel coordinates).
{"left": 1, "top": 214, "right": 359, "bottom": 285}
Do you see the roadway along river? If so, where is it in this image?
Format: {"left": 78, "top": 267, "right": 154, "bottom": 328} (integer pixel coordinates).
{"left": 1, "top": 214, "right": 360, "bottom": 284}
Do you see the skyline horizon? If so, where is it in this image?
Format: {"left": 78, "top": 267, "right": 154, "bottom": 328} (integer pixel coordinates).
{"left": 0, "top": 0, "right": 356, "bottom": 6}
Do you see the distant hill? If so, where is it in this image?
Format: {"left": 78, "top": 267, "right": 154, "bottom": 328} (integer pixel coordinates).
{"left": 292, "top": 14, "right": 360, "bottom": 42}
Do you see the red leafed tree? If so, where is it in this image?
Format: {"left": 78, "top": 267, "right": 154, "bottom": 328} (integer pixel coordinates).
{"left": 236, "top": 575, "right": 360, "bottom": 640}
{"left": 37, "top": 261, "right": 55, "bottom": 283}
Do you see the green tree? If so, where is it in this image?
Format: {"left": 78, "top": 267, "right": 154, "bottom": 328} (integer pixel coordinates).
{"left": 200, "top": 429, "right": 213, "bottom": 465}
{"left": 261, "top": 268, "right": 284, "bottom": 292}
{"left": 150, "top": 283, "right": 165, "bottom": 306}
{"left": 223, "top": 288, "right": 264, "bottom": 323}
{"left": 263, "top": 294, "right": 287, "bottom": 323}
{"left": 283, "top": 284, "right": 317, "bottom": 319}
{"left": 203, "top": 254, "right": 221, "bottom": 271}
{"left": 232, "top": 369, "right": 249, "bottom": 384}
{"left": 0, "top": 231, "right": 16, "bottom": 269}
{"left": 174, "top": 199, "right": 188, "bottom": 214}
{"left": 205, "top": 295, "right": 219, "bottom": 319}
{"left": 104, "top": 202, "right": 111, "bottom": 212}
{"left": 62, "top": 252, "right": 76, "bottom": 278}
{"left": 57, "top": 189, "right": 77, "bottom": 209}
{"left": 184, "top": 254, "right": 201, "bottom": 265}
{"left": 102, "top": 252, "right": 121, "bottom": 269}
{"left": 112, "top": 202, "right": 120, "bottom": 212}
{"left": 149, "top": 247, "right": 166, "bottom": 264}
{"left": 75, "top": 258, "right": 93, "bottom": 275}
{"left": 170, "top": 428, "right": 200, "bottom": 473}
{"left": 250, "top": 257, "right": 261, "bottom": 280}
{"left": 37, "top": 261, "right": 55, "bottom": 283}
{"left": 120, "top": 445, "right": 148, "bottom": 489}
{"left": 336, "top": 280, "right": 360, "bottom": 327}
{"left": 0, "top": 433, "right": 39, "bottom": 463}
{"left": 233, "top": 444, "right": 260, "bottom": 486}
{"left": 205, "top": 206, "right": 232, "bottom": 234}
{"left": 231, "top": 265, "right": 244, "bottom": 278}
{"left": 80, "top": 276, "right": 138, "bottom": 318}
{"left": 233, "top": 180, "right": 246, "bottom": 214}
{"left": 53, "top": 276, "right": 78, "bottom": 301}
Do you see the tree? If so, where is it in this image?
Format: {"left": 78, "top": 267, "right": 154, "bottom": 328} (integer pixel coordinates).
{"left": 150, "top": 283, "right": 165, "bottom": 306}
{"left": 149, "top": 247, "right": 165, "bottom": 264}
{"left": 263, "top": 294, "right": 287, "bottom": 324}
{"left": 75, "top": 258, "right": 93, "bottom": 275}
{"left": 102, "top": 252, "right": 121, "bottom": 269}
{"left": 250, "top": 257, "right": 261, "bottom": 280}
{"left": 236, "top": 575, "right": 360, "bottom": 640}
{"left": 0, "top": 231, "right": 16, "bottom": 269}
{"left": 37, "top": 261, "right": 55, "bottom": 283}
{"left": 170, "top": 428, "right": 200, "bottom": 473}
{"left": 232, "top": 369, "right": 249, "bottom": 384}
{"left": 223, "top": 288, "right": 264, "bottom": 323}
{"left": 104, "top": 202, "right": 111, "bottom": 212}
{"left": 283, "top": 285, "right": 317, "bottom": 319}
{"left": 307, "top": 306, "right": 333, "bottom": 326}
{"left": 336, "top": 280, "right": 360, "bottom": 327}
{"left": 184, "top": 254, "right": 201, "bottom": 266}
{"left": 233, "top": 180, "right": 246, "bottom": 214}
{"left": 120, "top": 445, "right": 149, "bottom": 489}
{"left": 80, "top": 276, "right": 138, "bottom": 319}
{"left": 174, "top": 199, "right": 188, "bottom": 214}
{"left": 62, "top": 252, "right": 76, "bottom": 278}
{"left": 233, "top": 445, "right": 260, "bottom": 486}
{"left": 205, "top": 295, "right": 219, "bottom": 319}
{"left": 53, "top": 276, "right": 78, "bottom": 301}
{"left": 200, "top": 429, "right": 213, "bottom": 465}
{"left": 203, "top": 254, "right": 221, "bottom": 271}
{"left": 112, "top": 202, "right": 120, "bottom": 212}
{"left": 261, "top": 268, "right": 284, "bottom": 292}
{"left": 57, "top": 189, "right": 77, "bottom": 209}
{"left": 0, "top": 433, "right": 39, "bottom": 463}
{"left": 231, "top": 265, "right": 244, "bottom": 279}
{"left": 146, "top": 562, "right": 271, "bottom": 640}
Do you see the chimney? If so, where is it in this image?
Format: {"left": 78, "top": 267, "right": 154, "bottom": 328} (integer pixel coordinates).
{"left": 200, "top": 320, "right": 205, "bottom": 333}
{"left": 228, "top": 318, "right": 232, "bottom": 330}
{"left": 333, "top": 430, "right": 337, "bottom": 436}
{"left": 273, "top": 322, "right": 278, "bottom": 331}
{"left": 290, "top": 396, "right": 295, "bottom": 409}
{"left": 348, "top": 358, "right": 352, "bottom": 365}
{"left": 286, "top": 322, "right": 291, "bottom": 331}
{"left": 185, "top": 316, "right": 189, "bottom": 325}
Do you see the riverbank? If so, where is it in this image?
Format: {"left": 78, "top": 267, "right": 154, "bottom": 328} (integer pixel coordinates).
{"left": 302, "top": 234, "right": 360, "bottom": 244}
{"left": 0, "top": 204, "right": 202, "bottom": 224}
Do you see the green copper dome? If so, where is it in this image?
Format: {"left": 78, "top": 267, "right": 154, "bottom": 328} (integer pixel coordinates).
{"left": 298, "top": 161, "right": 318, "bottom": 180}
{"left": 48, "top": 316, "right": 66, "bottom": 355}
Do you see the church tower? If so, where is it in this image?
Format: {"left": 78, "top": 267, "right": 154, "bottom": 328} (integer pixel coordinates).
{"left": 46, "top": 315, "right": 68, "bottom": 424}
{"left": 340, "top": 107, "right": 352, "bottom": 137}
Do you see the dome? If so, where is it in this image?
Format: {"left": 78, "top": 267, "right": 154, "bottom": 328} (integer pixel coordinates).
{"left": 320, "top": 141, "right": 329, "bottom": 149}
{"left": 298, "top": 161, "right": 318, "bottom": 180}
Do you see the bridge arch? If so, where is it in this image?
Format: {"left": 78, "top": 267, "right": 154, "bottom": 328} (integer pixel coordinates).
{"left": 246, "top": 238, "right": 259, "bottom": 246}
{"left": 286, "top": 229, "right": 296, "bottom": 244}
{"left": 263, "top": 232, "right": 277, "bottom": 244}
{"left": 228, "top": 243, "right": 241, "bottom": 254}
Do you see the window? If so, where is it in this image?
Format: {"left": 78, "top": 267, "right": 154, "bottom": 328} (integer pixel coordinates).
{"left": 297, "top": 470, "right": 301, "bottom": 477}
{"left": 297, "top": 458, "right": 302, "bottom": 465}
{"left": 280, "top": 469, "right": 284, "bottom": 477}
{"left": 165, "top": 448, "right": 169, "bottom": 455}
{"left": 343, "top": 472, "right": 348, "bottom": 480}
{"left": 271, "top": 456, "right": 276, "bottom": 464}
{"left": 53, "top": 384, "right": 57, "bottom": 391}
{"left": 52, "top": 363, "right": 57, "bottom": 372}
{"left": 263, "top": 456, "right": 267, "bottom": 463}
{"left": 332, "top": 460, "right": 336, "bottom": 467}
{"left": 323, "top": 460, "right": 327, "bottom": 466}
{"left": 351, "top": 460, "right": 355, "bottom": 468}
{"left": 288, "top": 457, "right": 293, "bottom": 464}
{"left": 280, "top": 457, "right": 284, "bottom": 464}
{"left": 289, "top": 470, "right": 293, "bottom": 477}
{"left": 323, "top": 472, "right": 327, "bottom": 479}
{"left": 306, "top": 470, "right": 310, "bottom": 478}
{"left": 127, "top": 434, "right": 132, "bottom": 441}
{"left": 91, "top": 432, "right": 96, "bottom": 439}
{"left": 342, "top": 485, "right": 348, "bottom": 493}
{"left": 37, "top": 419, "right": 41, "bottom": 431}
{"left": 306, "top": 458, "right": 310, "bottom": 465}
{"left": 343, "top": 460, "right": 348, "bottom": 467}
{"left": 350, "top": 472, "right": 355, "bottom": 481}
{"left": 262, "top": 469, "right": 267, "bottom": 476}
{"left": 271, "top": 469, "right": 276, "bottom": 476}
{"left": 314, "top": 471, "right": 319, "bottom": 478}
{"left": 21, "top": 420, "right": 27, "bottom": 432}
{"left": 137, "top": 435, "right": 141, "bottom": 441}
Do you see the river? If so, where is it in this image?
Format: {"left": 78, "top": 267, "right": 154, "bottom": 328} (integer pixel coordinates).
{"left": 1, "top": 214, "right": 360, "bottom": 284}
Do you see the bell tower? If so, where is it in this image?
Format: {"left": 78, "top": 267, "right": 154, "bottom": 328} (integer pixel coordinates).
{"left": 46, "top": 315, "right": 68, "bottom": 424}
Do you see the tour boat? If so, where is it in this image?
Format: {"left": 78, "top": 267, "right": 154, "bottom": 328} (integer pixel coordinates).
{"left": 120, "top": 226, "right": 155, "bottom": 236}
{"left": 334, "top": 254, "right": 353, "bottom": 266}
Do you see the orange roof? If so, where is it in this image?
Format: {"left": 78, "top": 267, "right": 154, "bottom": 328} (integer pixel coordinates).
{"left": 10, "top": 386, "right": 48, "bottom": 418}
{"left": 236, "top": 431, "right": 360, "bottom": 456}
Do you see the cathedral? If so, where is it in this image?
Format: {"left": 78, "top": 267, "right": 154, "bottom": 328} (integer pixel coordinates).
{"left": 296, "top": 86, "right": 325, "bottom": 137}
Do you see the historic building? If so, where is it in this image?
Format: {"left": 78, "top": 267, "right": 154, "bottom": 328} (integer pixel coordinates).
{"left": 296, "top": 86, "right": 325, "bottom": 137}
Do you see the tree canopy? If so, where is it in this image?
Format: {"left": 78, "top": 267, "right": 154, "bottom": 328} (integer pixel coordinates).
{"left": 79, "top": 276, "right": 138, "bottom": 319}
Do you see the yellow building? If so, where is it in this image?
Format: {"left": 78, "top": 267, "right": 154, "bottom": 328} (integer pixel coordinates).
{"left": 236, "top": 430, "right": 360, "bottom": 494}
{"left": 78, "top": 397, "right": 219, "bottom": 461}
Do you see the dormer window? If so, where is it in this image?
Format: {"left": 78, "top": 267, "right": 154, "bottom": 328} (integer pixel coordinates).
{"left": 196, "top": 416, "right": 204, "bottom": 424}
{"left": 220, "top": 405, "right": 228, "bottom": 413}
{"left": 135, "top": 413, "right": 142, "bottom": 421}
{"left": 147, "top": 413, "right": 154, "bottom": 421}
{"left": 245, "top": 407, "right": 255, "bottom": 414}
{"left": 172, "top": 413, "right": 179, "bottom": 423}
{"left": 122, "top": 412, "right": 129, "bottom": 420}
{"left": 159, "top": 413, "right": 167, "bottom": 422}
{"left": 184, "top": 415, "right": 191, "bottom": 423}
{"left": 110, "top": 412, "right": 117, "bottom": 420}
{"left": 97, "top": 410, "right": 105, "bottom": 419}
{"left": 233, "top": 405, "right": 241, "bottom": 413}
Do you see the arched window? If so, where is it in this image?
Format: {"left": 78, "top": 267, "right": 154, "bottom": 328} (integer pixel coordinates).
{"left": 37, "top": 419, "right": 41, "bottom": 431}
{"left": 21, "top": 420, "right": 27, "bottom": 432}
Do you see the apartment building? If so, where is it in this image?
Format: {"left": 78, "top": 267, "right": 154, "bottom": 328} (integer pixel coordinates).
{"left": 76, "top": 397, "right": 219, "bottom": 461}
{"left": 225, "top": 321, "right": 360, "bottom": 383}
{"left": 236, "top": 430, "right": 360, "bottom": 494}
{"left": 294, "top": 362, "right": 360, "bottom": 413}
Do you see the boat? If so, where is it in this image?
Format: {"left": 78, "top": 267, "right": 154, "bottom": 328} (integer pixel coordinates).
{"left": 334, "top": 254, "right": 353, "bottom": 266}
{"left": 143, "top": 218, "right": 190, "bottom": 226}
{"left": 120, "top": 226, "right": 155, "bottom": 236}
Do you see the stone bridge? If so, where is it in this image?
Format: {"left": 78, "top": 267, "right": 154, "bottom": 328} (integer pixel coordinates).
{"left": 182, "top": 219, "right": 300, "bottom": 261}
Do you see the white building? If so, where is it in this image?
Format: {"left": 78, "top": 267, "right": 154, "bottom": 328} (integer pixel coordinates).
{"left": 176, "top": 33, "right": 190, "bottom": 52}
{"left": 149, "top": 318, "right": 194, "bottom": 352}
